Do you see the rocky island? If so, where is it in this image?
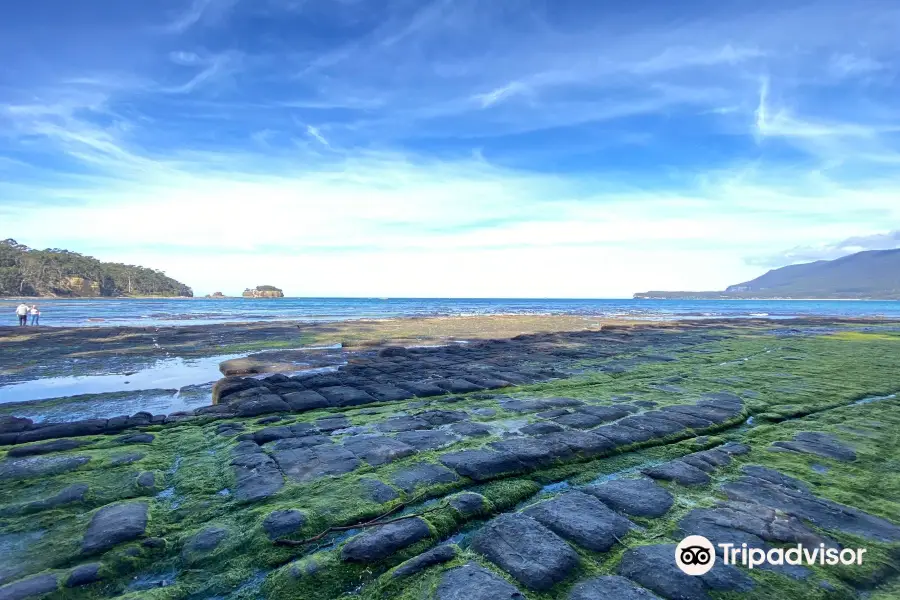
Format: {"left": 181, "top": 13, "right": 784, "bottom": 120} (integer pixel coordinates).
{"left": 242, "top": 285, "right": 285, "bottom": 298}
{"left": 1, "top": 315, "right": 899, "bottom": 600}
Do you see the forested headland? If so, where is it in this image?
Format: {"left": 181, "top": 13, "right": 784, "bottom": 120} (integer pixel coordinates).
{"left": 0, "top": 239, "right": 193, "bottom": 297}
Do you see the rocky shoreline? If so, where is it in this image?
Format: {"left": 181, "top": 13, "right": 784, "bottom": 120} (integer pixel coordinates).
{"left": 1, "top": 318, "right": 900, "bottom": 599}
{"left": 0, "top": 314, "right": 634, "bottom": 379}
{"left": 1, "top": 315, "right": 889, "bottom": 379}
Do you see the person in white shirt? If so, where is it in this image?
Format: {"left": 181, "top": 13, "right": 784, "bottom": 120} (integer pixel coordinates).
{"left": 30, "top": 305, "right": 40, "bottom": 326}
{"left": 15, "top": 303, "right": 29, "bottom": 326}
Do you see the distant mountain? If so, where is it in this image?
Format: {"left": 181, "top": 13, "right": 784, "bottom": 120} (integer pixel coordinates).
{"left": 635, "top": 248, "right": 900, "bottom": 300}
{"left": 0, "top": 239, "right": 193, "bottom": 298}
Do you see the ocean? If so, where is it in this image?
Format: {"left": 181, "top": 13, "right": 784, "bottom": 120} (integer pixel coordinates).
{"left": 2, "top": 297, "right": 899, "bottom": 327}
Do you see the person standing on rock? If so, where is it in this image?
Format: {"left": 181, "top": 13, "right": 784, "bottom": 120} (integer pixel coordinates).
{"left": 15, "top": 303, "right": 29, "bottom": 326}
{"left": 30, "top": 304, "right": 40, "bottom": 326}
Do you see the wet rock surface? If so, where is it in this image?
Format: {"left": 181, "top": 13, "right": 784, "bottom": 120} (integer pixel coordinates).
{"left": 135, "top": 472, "right": 155, "bottom": 488}
{"left": 391, "top": 463, "right": 459, "bottom": 493}
{"left": 359, "top": 477, "right": 400, "bottom": 503}
{"left": 489, "top": 436, "right": 573, "bottom": 469}
{"left": 520, "top": 421, "right": 564, "bottom": 435}
{"left": 341, "top": 517, "right": 431, "bottom": 562}
{"left": 0, "top": 455, "right": 91, "bottom": 480}
{"left": 523, "top": 490, "right": 633, "bottom": 552}
{"left": 394, "top": 429, "right": 458, "bottom": 450}
{"left": 81, "top": 502, "right": 148, "bottom": 555}
{"left": 117, "top": 432, "right": 155, "bottom": 444}
{"left": 618, "top": 544, "right": 754, "bottom": 600}
{"left": 319, "top": 385, "right": 376, "bottom": 407}
{"left": 376, "top": 416, "right": 429, "bottom": 432}
{"left": 439, "top": 449, "right": 524, "bottom": 481}
{"left": 448, "top": 421, "right": 492, "bottom": 437}
{"left": 642, "top": 460, "right": 712, "bottom": 486}
{"left": 771, "top": 431, "right": 857, "bottom": 461}
{"left": 342, "top": 435, "right": 416, "bottom": 466}
{"left": 231, "top": 447, "right": 285, "bottom": 502}
{"left": 6, "top": 438, "right": 88, "bottom": 457}
{"left": 263, "top": 509, "right": 307, "bottom": 540}
{"left": 448, "top": 492, "right": 489, "bottom": 518}
{"left": 182, "top": 526, "right": 228, "bottom": 562}
{"left": 569, "top": 575, "right": 662, "bottom": 600}
{"left": 110, "top": 452, "right": 144, "bottom": 466}
{"left": 417, "top": 410, "right": 468, "bottom": 426}
{"left": 282, "top": 389, "right": 330, "bottom": 411}
{"left": 0, "top": 483, "right": 88, "bottom": 517}
{"left": 0, "top": 573, "right": 59, "bottom": 600}
{"left": 274, "top": 445, "right": 361, "bottom": 482}
{"left": 723, "top": 466, "right": 900, "bottom": 542}
{"left": 471, "top": 513, "right": 580, "bottom": 590}
{"left": 65, "top": 563, "right": 102, "bottom": 587}
{"left": 582, "top": 477, "right": 674, "bottom": 518}
{"left": 315, "top": 415, "right": 351, "bottom": 432}
{"left": 242, "top": 422, "right": 316, "bottom": 444}
{"left": 676, "top": 504, "right": 816, "bottom": 580}
{"left": 435, "top": 564, "right": 525, "bottom": 600}
{"left": 391, "top": 544, "right": 457, "bottom": 579}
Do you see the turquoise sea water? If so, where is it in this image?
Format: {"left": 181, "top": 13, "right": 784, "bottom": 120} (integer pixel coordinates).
{"left": 1, "top": 297, "right": 898, "bottom": 327}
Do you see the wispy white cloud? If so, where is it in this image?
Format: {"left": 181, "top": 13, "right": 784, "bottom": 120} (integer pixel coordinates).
{"left": 473, "top": 81, "right": 530, "bottom": 108}
{"left": 749, "top": 230, "right": 900, "bottom": 266}
{"left": 828, "top": 53, "right": 884, "bottom": 78}
{"left": 162, "top": 51, "right": 242, "bottom": 94}
{"left": 629, "top": 44, "right": 765, "bottom": 75}
{"left": 250, "top": 129, "right": 276, "bottom": 147}
{"left": 755, "top": 78, "right": 880, "bottom": 139}
{"left": 305, "top": 125, "right": 331, "bottom": 148}
{"left": 377, "top": 0, "right": 455, "bottom": 49}
{"left": 162, "top": 0, "right": 239, "bottom": 34}
{"left": 169, "top": 51, "right": 205, "bottom": 66}
{"left": 270, "top": 1, "right": 895, "bottom": 143}
{"left": 752, "top": 73, "right": 900, "bottom": 174}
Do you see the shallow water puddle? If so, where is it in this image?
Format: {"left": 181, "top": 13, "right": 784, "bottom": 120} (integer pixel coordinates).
{"left": 0, "top": 531, "right": 45, "bottom": 585}
{"left": 854, "top": 393, "right": 897, "bottom": 405}
{"left": 588, "top": 460, "right": 667, "bottom": 485}
{"left": 1, "top": 388, "right": 211, "bottom": 423}
{"left": 0, "top": 347, "right": 346, "bottom": 412}
{"left": 127, "top": 567, "right": 179, "bottom": 592}
{"left": 219, "top": 569, "right": 268, "bottom": 599}
{"left": 444, "top": 519, "right": 485, "bottom": 548}
{"left": 485, "top": 418, "right": 531, "bottom": 436}
{"left": 155, "top": 487, "right": 181, "bottom": 509}
{"left": 317, "top": 528, "right": 361, "bottom": 551}
{"left": 539, "top": 481, "right": 571, "bottom": 494}
{"left": 0, "top": 353, "right": 245, "bottom": 404}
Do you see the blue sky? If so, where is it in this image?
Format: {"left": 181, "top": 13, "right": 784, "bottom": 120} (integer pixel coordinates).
{"left": 1, "top": 0, "right": 899, "bottom": 297}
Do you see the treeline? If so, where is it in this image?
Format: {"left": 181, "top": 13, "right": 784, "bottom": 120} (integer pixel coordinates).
{"left": 0, "top": 239, "right": 193, "bottom": 297}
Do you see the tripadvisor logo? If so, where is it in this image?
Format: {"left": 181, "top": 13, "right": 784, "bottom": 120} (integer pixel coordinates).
{"left": 675, "top": 536, "right": 868, "bottom": 575}
{"left": 676, "top": 536, "right": 716, "bottom": 575}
